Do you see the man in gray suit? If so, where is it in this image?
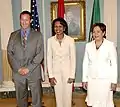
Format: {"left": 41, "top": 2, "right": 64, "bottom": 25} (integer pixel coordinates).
{"left": 7, "top": 11, "right": 44, "bottom": 107}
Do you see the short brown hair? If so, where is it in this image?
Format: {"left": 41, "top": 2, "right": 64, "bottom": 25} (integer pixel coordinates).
{"left": 20, "top": 11, "right": 31, "bottom": 19}
{"left": 91, "top": 23, "right": 106, "bottom": 38}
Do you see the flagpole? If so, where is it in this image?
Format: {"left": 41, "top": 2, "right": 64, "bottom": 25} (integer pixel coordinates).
{"left": 0, "top": 27, "right": 2, "bottom": 87}
{"left": 42, "top": 0, "right": 48, "bottom": 86}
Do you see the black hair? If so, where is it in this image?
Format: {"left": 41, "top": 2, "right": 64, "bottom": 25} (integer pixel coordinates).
{"left": 52, "top": 17, "right": 68, "bottom": 36}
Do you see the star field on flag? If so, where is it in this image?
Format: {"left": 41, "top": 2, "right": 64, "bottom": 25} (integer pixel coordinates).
{"left": 31, "top": 0, "right": 40, "bottom": 31}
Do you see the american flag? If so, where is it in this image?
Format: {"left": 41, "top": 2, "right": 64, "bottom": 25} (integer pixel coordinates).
{"left": 31, "top": 0, "right": 40, "bottom": 31}
{"left": 30, "top": 0, "right": 45, "bottom": 81}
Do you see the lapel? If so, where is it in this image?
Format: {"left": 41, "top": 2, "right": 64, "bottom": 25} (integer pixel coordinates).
{"left": 26, "top": 29, "right": 34, "bottom": 48}
{"left": 15, "top": 30, "right": 23, "bottom": 48}
{"left": 91, "top": 40, "right": 97, "bottom": 53}
{"left": 91, "top": 39, "right": 106, "bottom": 59}
{"left": 89, "top": 41, "right": 98, "bottom": 60}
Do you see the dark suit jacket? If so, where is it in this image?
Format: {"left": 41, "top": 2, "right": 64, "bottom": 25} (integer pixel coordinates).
{"left": 7, "top": 29, "right": 44, "bottom": 83}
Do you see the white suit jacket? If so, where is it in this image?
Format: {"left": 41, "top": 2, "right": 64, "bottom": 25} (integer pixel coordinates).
{"left": 82, "top": 39, "right": 117, "bottom": 83}
{"left": 47, "top": 34, "right": 76, "bottom": 79}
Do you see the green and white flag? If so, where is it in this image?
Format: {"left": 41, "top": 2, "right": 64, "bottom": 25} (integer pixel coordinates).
{"left": 88, "top": 0, "right": 101, "bottom": 42}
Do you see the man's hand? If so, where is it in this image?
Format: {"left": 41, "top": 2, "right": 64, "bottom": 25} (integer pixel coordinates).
{"left": 67, "top": 78, "right": 75, "bottom": 84}
{"left": 18, "top": 67, "right": 29, "bottom": 75}
{"left": 49, "top": 77, "right": 57, "bottom": 86}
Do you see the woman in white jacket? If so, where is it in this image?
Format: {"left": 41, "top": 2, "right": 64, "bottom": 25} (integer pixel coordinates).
{"left": 82, "top": 23, "right": 117, "bottom": 107}
{"left": 47, "top": 17, "right": 76, "bottom": 107}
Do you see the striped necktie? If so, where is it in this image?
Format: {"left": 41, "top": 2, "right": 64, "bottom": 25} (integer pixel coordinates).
{"left": 23, "top": 31, "right": 27, "bottom": 48}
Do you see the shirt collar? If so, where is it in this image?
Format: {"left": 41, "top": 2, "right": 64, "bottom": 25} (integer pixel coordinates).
{"left": 21, "top": 28, "right": 30, "bottom": 37}
{"left": 54, "top": 34, "right": 66, "bottom": 41}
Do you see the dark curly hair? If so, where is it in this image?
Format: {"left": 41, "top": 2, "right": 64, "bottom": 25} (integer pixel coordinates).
{"left": 52, "top": 17, "right": 68, "bottom": 36}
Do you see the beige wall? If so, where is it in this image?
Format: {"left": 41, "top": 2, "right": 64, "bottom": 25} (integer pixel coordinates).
{"left": 21, "top": 0, "right": 30, "bottom": 11}
{"left": 104, "top": 0, "right": 117, "bottom": 45}
{"left": 0, "top": 0, "right": 30, "bottom": 50}
{"left": 0, "top": 0, "right": 13, "bottom": 50}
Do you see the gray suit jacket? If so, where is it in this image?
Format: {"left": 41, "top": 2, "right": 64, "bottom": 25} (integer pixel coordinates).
{"left": 7, "top": 29, "right": 44, "bottom": 83}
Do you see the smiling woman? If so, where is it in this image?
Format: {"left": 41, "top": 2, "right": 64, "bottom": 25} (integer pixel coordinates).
{"left": 47, "top": 17, "right": 76, "bottom": 107}
{"left": 82, "top": 23, "right": 117, "bottom": 107}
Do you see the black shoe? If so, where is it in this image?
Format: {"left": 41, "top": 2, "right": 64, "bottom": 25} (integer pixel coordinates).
{"left": 28, "top": 102, "right": 32, "bottom": 106}
{"left": 27, "top": 102, "right": 45, "bottom": 107}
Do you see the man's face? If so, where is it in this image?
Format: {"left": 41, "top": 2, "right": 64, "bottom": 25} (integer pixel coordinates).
{"left": 20, "top": 14, "right": 31, "bottom": 30}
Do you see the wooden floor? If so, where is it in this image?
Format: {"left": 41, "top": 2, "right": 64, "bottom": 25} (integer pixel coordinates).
{"left": 0, "top": 92, "right": 120, "bottom": 107}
